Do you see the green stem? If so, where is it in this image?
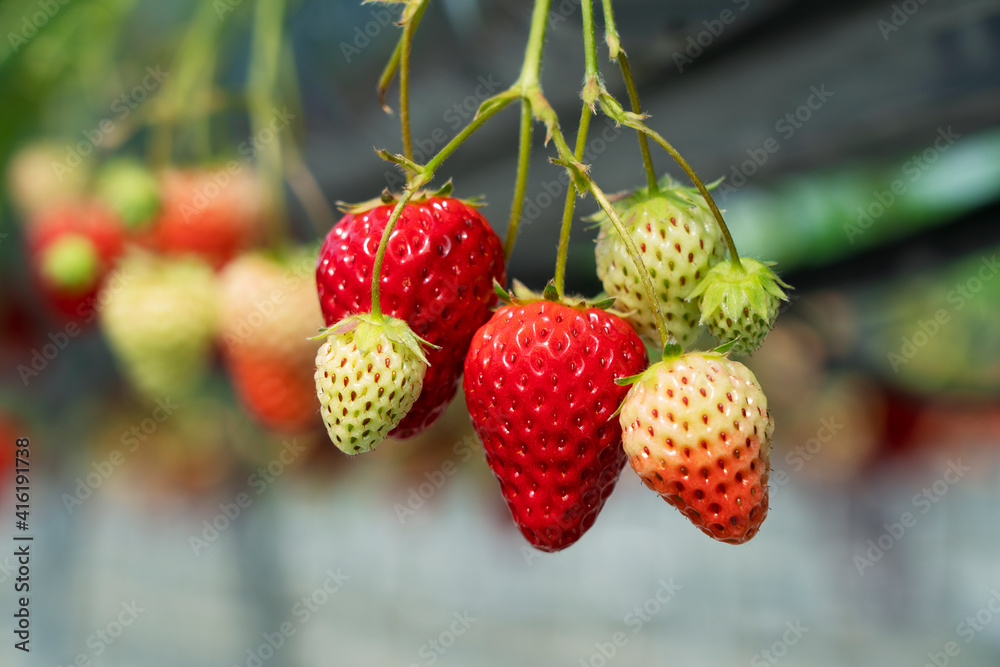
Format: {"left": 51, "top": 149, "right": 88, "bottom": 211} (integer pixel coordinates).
{"left": 150, "top": 0, "right": 222, "bottom": 167}
{"left": 504, "top": 101, "right": 533, "bottom": 260}
{"left": 370, "top": 190, "right": 415, "bottom": 317}
{"left": 419, "top": 95, "right": 516, "bottom": 180}
{"left": 399, "top": 27, "right": 413, "bottom": 166}
{"left": 499, "top": 0, "right": 552, "bottom": 257}
{"left": 399, "top": 1, "right": 429, "bottom": 170}
{"left": 552, "top": 104, "right": 592, "bottom": 297}
{"left": 515, "top": 0, "right": 552, "bottom": 91}
{"left": 250, "top": 0, "right": 289, "bottom": 251}
{"left": 585, "top": 177, "right": 670, "bottom": 346}
{"left": 599, "top": 0, "right": 621, "bottom": 58}
{"left": 546, "top": 119, "right": 669, "bottom": 345}
{"left": 377, "top": 40, "right": 402, "bottom": 113}
{"left": 618, "top": 53, "right": 657, "bottom": 192}
{"left": 581, "top": 0, "right": 599, "bottom": 80}
{"left": 552, "top": 0, "right": 598, "bottom": 297}
{"left": 636, "top": 125, "right": 740, "bottom": 265}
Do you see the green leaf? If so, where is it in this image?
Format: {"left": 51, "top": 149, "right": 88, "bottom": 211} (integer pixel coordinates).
{"left": 542, "top": 280, "right": 559, "bottom": 301}
{"left": 493, "top": 279, "right": 511, "bottom": 304}
{"left": 591, "top": 296, "right": 617, "bottom": 310}
{"left": 711, "top": 339, "right": 738, "bottom": 356}
{"left": 614, "top": 371, "right": 647, "bottom": 387}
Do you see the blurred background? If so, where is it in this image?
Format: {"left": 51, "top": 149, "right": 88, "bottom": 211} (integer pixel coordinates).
{"left": 2, "top": 0, "right": 1000, "bottom": 665}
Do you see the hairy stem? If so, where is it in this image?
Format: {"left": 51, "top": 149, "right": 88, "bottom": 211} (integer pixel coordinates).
{"left": 552, "top": 104, "right": 592, "bottom": 297}
{"left": 516, "top": 0, "right": 553, "bottom": 91}
{"left": 399, "top": 1, "right": 429, "bottom": 170}
{"left": 585, "top": 178, "right": 670, "bottom": 346}
{"left": 504, "top": 101, "right": 534, "bottom": 260}
{"left": 250, "top": 0, "right": 289, "bottom": 250}
{"left": 618, "top": 53, "right": 657, "bottom": 192}
{"left": 419, "top": 95, "right": 516, "bottom": 180}
{"left": 370, "top": 189, "right": 415, "bottom": 317}
{"left": 636, "top": 125, "right": 740, "bottom": 265}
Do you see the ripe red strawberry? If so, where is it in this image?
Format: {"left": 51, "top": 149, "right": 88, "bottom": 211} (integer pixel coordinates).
{"left": 219, "top": 249, "right": 324, "bottom": 433}
{"left": 144, "top": 167, "right": 264, "bottom": 269}
{"left": 463, "top": 294, "right": 648, "bottom": 552}
{"left": 26, "top": 200, "right": 125, "bottom": 321}
{"left": 618, "top": 347, "right": 773, "bottom": 544}
{"left": 316, "top": 191, "right": 505, "bottom": 437}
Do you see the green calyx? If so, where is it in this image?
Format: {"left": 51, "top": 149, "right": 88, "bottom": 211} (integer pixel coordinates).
{"left": 494, "top": 279, "right": 618, "bottom": 312}
{"left": 688, "top": 257, "right": 790, "bottom": 326}
{"left": 335, "top": 180, "right": 482, "bottom": 216}
{"left": 96, "top": 159, "right": 161, "bottom": 229}
{"left": 40, "top": 234, "right": 100, "bottom": 292}
{"left": 586, "top": 174, "right": 720, "bottom": 232}
{"left": 318, "top": 313, "right": 434, "bottom": 365}
{"left": 614, "top": 339, "right": 737, "bottom": 388}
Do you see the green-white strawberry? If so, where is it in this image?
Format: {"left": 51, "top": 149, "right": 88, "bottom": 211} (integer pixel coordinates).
{"left": 315, "top": 314, "right": 429, "bottom": 454}
{"left": 618, "top": 344, "right": 773, "bottom": 544}
{"left": 689, "top": 258, "right": 790, "bottom": 356}
{"left": 594, "top": 177, "right": 725, "bottom": 348}
{"left": 100, "top": 251, "right": 218, "bottom": 399}
{"left": 95, "top": 159, "right": 161, "bottom": 230}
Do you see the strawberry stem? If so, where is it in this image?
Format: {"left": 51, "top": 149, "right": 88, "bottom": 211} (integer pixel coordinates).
{"left": 370, "top": 189, "right": 415, "bottom": 318}
{"left": 599, "top": 1, "right": 656, "bottom": 193}
{"left": 503, "top": 0, "right": 554, "bottom": 260}
{"left": 617, "top": 53, "right": 658, "bottom": 193}
{"left": 515, "top": 0, "right": 552, "bottom": 93}
{"left": 377, "top": 39, "right": 402, "bottom": 113}
{"left": 249, "top": 0, "right": 290, "bottom": 252}
{"left": 399, "top": 0, "right": 429, "bottom": 174}
{"left": 150, "top": 0, "right": 223, "bottom": 167}
{"left": 553, "top": 0, "right": 598, "bottom": 297}
{"left": 582, "top": 176, "right": 671, "bottom": 347}
{"left": 628, "top": 123, "right": 742, "bottom": 267}
{"left": 504, "top": 101, "right": 534, "bottom": 260}
{"left": 553, "top": 103, "right": 593, "bottom": 297}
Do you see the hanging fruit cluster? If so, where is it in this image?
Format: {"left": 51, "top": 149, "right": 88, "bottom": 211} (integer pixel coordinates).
{"left": 312, "top": 0, "right": 792, "bottom": 551}
{"left": 10, "top": 0, "right": 325, "bottom": 437}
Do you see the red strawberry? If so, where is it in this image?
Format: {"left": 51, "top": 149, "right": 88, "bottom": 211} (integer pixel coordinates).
{"left": 219, "top": 250, "right": 324, "bottom": 433}
{"left": 463, "top": 293, "right": 648, "bottom": 552}
{"left": 144, "top": 167, "right": 264, "bottom": 269}
{"left": 316, "top": 191, "right": 505, "bottom": 437}
{"left": 26, "top": 200, "right": 125, "bottom": 321}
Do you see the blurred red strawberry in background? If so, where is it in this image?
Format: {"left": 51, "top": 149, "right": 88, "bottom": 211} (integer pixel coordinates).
{"left": 25, "top": 200, "right": 125, "bottom": 323}
{"left": 219, "top": 248, "right": 323, "bottom": 433}
{"left": 143, "top": 166, "right": 265, "bottom": 270}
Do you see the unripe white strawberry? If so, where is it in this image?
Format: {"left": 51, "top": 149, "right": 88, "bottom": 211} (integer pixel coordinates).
{"left": 689, "top": 258, "right": 790, "bottom": 356}
{"left": 100, "top": 252, "right": 218, "bottom": 400}
{"left": 618, "top": 345, "right": 773, "bottom": 544}
{"left": 594, "top": 179, "right": 725, "bottom": 348}
{"left": 315, "top": 314, "right": 429, "bottom": 454}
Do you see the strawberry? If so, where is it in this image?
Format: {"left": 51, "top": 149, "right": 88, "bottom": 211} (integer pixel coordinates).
{"left": 316, "top": 190, "right": 505, "bottom": 437}
{"left": 95, "top": 159, "right": 161, "bottom": 230}
{"left": 463, "top": 290, "right": 648, "bottom": 552}
{"left": 594, "top": 178, "right": 725, "bottom": 348}
{"left": 315, "top": 313, "right": 429, "bottom": 454}
{"left": 26, "top": 200, "right": 125, "bottom": 321}
{"left": 6, "top": 141, "right": 90, "bottom": 219}
{"left": 100, "top": 251, "right": 218, "bottom": 400}
{"left": 689, "top": 258, "right": 790, "bottom": 356}
{"left": 219, "top": 249, "right": 324, "bottom": 433}
{"left": 618, "top": 345, "right": 773, "bottom": 544}
{"left": 144, "top": 167, "right": 264, "bottom": 269}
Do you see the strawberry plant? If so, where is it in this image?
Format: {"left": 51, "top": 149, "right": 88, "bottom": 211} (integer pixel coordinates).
{"left": 316, "top": 0, "right": 793, "bottom": 550}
